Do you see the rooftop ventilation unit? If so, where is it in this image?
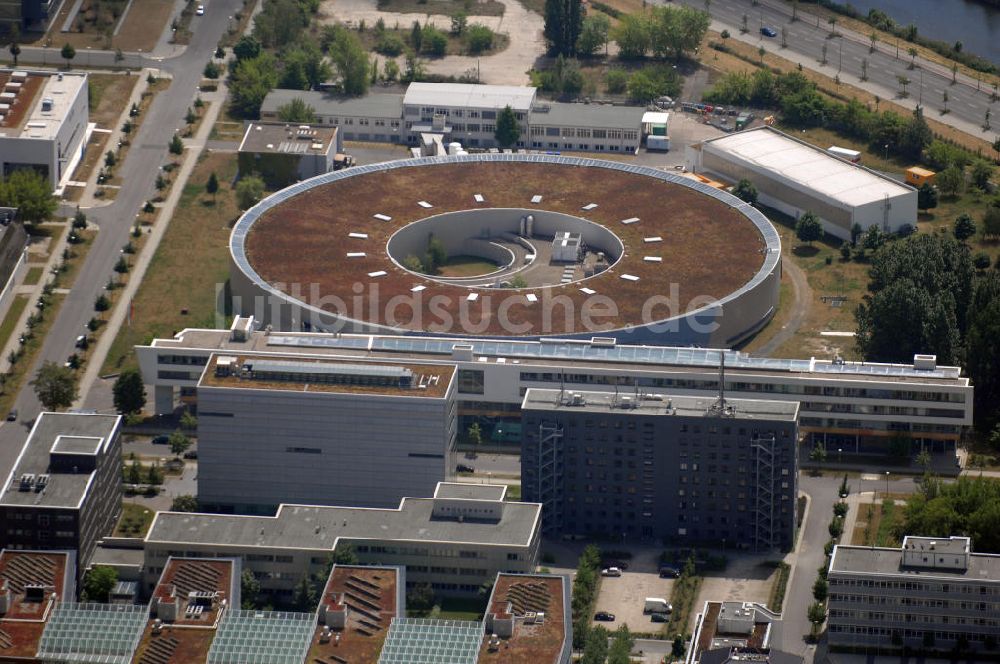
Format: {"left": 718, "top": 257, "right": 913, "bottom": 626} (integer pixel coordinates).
{"left": 18, "top": 474, "right": 35, "bottom": 491}
{"left": 41, "top": 98, "right": 54, "bottom": 112}
{"left": 35, "top": 474, "right": 49, "bottom": 492}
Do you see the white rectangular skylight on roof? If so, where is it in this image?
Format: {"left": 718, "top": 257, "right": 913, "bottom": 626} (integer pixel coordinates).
{"left": 526, "top": 293, "right": 538, "bottom": 303}
{"left": 580, "top": 287, "right": 596, "bottom": 295}
{"left": 347, "top": 252, "right": 366, "bottom": 258}
{"left": 644, "top": 256, "right": 662, "bottom": 262}
{"left": 474, "top": 194, "right": 484, "bottom": 203}
{"left": 411, "top": 285, "right": 426, "bottom": 292}
{"left": 644, "top": 236, "right": 663, "bottom": 243}
{"left": 368, "top": 270, "right": 387, "bottom": 277}
{"left": 418, "top": 201, "right": 433, "bottom": 208}
{"left": 621, "top": 217, "right": 640, "bottom": 225}
{"left": 582, "top": 203, "right": 598, "bottom": 210}
{"left": 620, "top": 274, "right": 640, "bottom": 281}
{"left": 374, "top": 213, "right": 392, "bottom": 221}
{"left": 531, "top": 195, "right": 542, "bottom": 203}
{"left": 467, "top": 293, "right": 479, "bottom": 302}
{"left": 349, "top": 232, "right": 368, "bottom": 239}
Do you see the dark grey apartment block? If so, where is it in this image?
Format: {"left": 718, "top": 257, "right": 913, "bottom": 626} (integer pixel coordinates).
{"left": 0, "top": 413, "right": 122, "bottom": 578}
{"left": 521, "top": 389, "right": 799, "bottom": 551}
{"left": 195, "top": 354, "right": 457, "bottom": 514}
{"left": 828, "top": 536, "right": 1000, "bottom": 652}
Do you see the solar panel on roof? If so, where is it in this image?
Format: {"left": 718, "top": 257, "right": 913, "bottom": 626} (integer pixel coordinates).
{"left": 245, "top": 359, "right": 411, "bottom": 380}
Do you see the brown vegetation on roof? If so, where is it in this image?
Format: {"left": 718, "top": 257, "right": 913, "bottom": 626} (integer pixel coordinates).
{"left": 479, "top": 575, "right": 566, "bottom": 664}
{"left": 0, "top": 73, "right": 45, "bottom": 131}
{"left": 308, "top": 566, "right": 398, "bottom": 664}
{"left": 244, "top": 161, "right": 765, "bottom": 336}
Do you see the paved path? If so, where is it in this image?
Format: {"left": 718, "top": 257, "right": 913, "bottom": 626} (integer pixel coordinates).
{"left": 670, "top": 0, "right": 999, "bottom": 146}
{"left": 319, "top": 0, "right": 545, "bottom": 85}
{"left": 755, "top": 256, "right": 812, "bottom": 357}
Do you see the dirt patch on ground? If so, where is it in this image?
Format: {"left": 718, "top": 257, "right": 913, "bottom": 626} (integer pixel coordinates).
{"left": 244, "top": 160, "right": 768, "bottom": 337}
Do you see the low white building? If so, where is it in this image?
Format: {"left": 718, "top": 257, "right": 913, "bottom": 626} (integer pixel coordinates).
{"left": 0, "top": 70, "right": 89, "bottom": 190}
{"left": 687, "top": 126, "right": 917, "bottom": 241}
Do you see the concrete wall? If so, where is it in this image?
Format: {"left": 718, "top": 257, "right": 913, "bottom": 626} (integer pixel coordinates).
{"left": 196, "top": 383, "right": 457, "bottom": 513}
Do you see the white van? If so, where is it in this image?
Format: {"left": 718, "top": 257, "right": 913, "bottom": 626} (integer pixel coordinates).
{"left": 644, "top": 597, "right": 670, "bottom": 614}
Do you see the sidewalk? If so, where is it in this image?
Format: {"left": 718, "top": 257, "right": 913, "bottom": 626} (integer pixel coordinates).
{"left": 74, "top": 81, "right": 229, "bottom": 406}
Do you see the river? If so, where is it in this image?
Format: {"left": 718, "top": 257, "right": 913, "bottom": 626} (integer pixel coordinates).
{"left": 840, "top": 0, "right": 1000, "bottom": 65}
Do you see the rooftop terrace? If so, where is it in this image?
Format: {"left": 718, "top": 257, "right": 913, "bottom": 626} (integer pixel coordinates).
{"left": 0, "top": 550, "right": 73, "bottom": 660}
{"left": 480, "top": 574, "right": 568, "bottom": 664}
{"left": 309, "top": 565, "right": 400, "bottom": 663}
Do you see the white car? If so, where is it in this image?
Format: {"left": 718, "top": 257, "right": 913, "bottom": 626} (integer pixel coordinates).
{"left": 196, "top": 4, "right": 205, "bottom": 15}
{"left": 601, "top": 567, "right": 622, "bottom": 577}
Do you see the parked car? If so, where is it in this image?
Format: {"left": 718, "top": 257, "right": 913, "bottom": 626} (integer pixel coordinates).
{"left": 602, "top": 559, "right": 630, "bottom": 570}
{"left": 760, "top": 26, "right": 777, "bottom": 37}
{"left": 183, "top": 450, "right": 198, "bottom": 459}
{"left": 601, "top": 567, "right": 622, "bottom": 577}
{"left": 6, "top": 409, "right": 17, "bottom": 422}
{"left": 456, "top": 463, "right": 475, "bottom": 473}
{"left": 152, "top": 435, "right": 169, "bottom": 445}
{"left": 659, "top": 566, "right": 680, "bottom": 578}
{"left": 594, "top": 611, "right": 616, "bottom": 622}
{"left": 650, "top": 612, "right": 671, "bottom": 622}
{"left": 196, "top": 4, "right": 205, "bottom": 14}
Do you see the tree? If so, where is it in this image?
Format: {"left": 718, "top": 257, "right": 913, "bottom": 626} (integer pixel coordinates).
{"left": 206, "top": 171, "right": 219, "bottom": 203}
{"left": 971, "top": 160, "right": 994, "bottom": 191}
{"left": 31, "top": 361, "right": 78, "bottom": 411}
{"left": 236, "top": 174, "right": 265, "bottom": 210}
{"left": 917, "top": 183, "right": 938, "bottom": 212}
{"left": 899, "top": 107, "right": 932, "bottom": 161}
{"left": 494, "top": 105, "right": 520, "bottom": 148}
{"left": 581, "top": 625, "right": 609, "bottom": 664}
{"left": 94, "top": 293, "right": 110, "bottom": 312}
{"left": 612, "top": 14, "right": 650, "bottom": 59}
{"left": 954, "top": 213, "right": 977, "bottom": 241}
{"left": 127, "top": 459, "right": 142, "bottom": 484}
{"left": 333, "top": 544, "right": 359, "bottom": 565}
{"left": 168, "top": 430, "right": 192, "bottom": 458}
{"left": 450, "top": 11, "right": 467, "bottom": 35}
{"left": 897, "top": 74, "right": 910, "bottom": 97}
{"left": 0, "top": 169, "right": 58, "bottom": 223}
{"left": 229, "top": 53, "right": 279, "bottom": 118}
{"left": 649, "top": 5, "right": 710, "bottom": 61}
{"left": 292, "top": 574, "right": 318, "bottom": 610}
{"left": 607, "top": 625, "right": 634, "bottom": 664}
{"left": 185, "top": 106, "right": 197, "bottom": 126}
{"left": 407, "top": 582, "right": 435, "bottom": 611}
{"left": 277, "top": 98, "right": 317, "bottom": 123}
{"left": 61, "top": 42, "right": 76, "bottom": 68}
{"left": 672, "top": 634, "right": 686, "bottom": 658}
{"left": 544, "top": 0, "right": 583, "bottom": 56}
{"left": 733, "top": 178, "right": 758, "bottom": 205}
{"left": 937, "top": 165, "right": 965, "bottom": 197}
{"left": 807, "top": 602, "right": 826, "bottom": 636}
{"left": 326, "top": 26, "right": 370, "bottom": 95}
{"left": 241, "top": 569, "right": 261, "bottom": 609}
{"left": 169, "top": 133, "right": 183, "bottom": 155}
{"left": 83, "top": 566, "right": 117, "bottom": 602}
{"left": 8, "top": 24, "right": 21, "bottom": 66}
{"left": 147, "top": 461, "right": 163, "bottom": 485}
{"left": 810, "top": 443, "right": 827, "bottom": 463}
{"left": 410, "top": 21, "right": 423, "bottom": 51}
{"left": 812, "top": 577, "right": 828, "bottom": 601}
{"left": 605, "top": 69, "right": 628, "bottom": 94}
{"left": 233, "top": 34, "right": 262, "bottom": 61}
{"left": 795, "top": 211, "right": 823, "bottom": 246}
{"left": 171, "top": 495, "right": 199, "bottom": 512}
{"left": 577, "top": 14, "right": 610, "bottom": 56}
{"left": 467, "top": 422, "right": 483, "bottom": 446}
{"left": 907, "top": 46, "right": 918, "bottom": 69}
{"left": 966, "top": 271, "right": 1000, "bottom": 434}
{"left": 112, "top": 368, "right": 146, "bottom": 415}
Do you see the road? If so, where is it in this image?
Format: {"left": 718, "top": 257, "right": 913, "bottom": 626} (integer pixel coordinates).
{"left": 0, "top": 4, "right": 244, "bottom": 476}
{"left": 672, "top": 0, "right": 999, "bottom": 143}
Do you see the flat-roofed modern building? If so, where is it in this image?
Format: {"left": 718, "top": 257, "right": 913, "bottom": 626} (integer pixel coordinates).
{"left": 687, "top": 600, "right": 798, "bottom": 664}
{"left": 137, "top": 322, "right": 971, "bottom": 456}
{"left": 195, "top": 353, "right": 457, "bottom": 513}
{"left": 143, "top": 483, "right": 541, "bottom": 600}
{"left": 0, "top": 413, "right": 122, "bottom": 576}
{"left": 521, "top": 389, "right": 799, "bottom": 550}
{"left": 237, "top": 121, "right": 342, "bottom": 187}
{"left": 258, "top": 83, "right": 647, "bottom": 153}
{"left": 687, "top": 126, "right": 917, "bottom": 241}
{"left": 0, "top": 70, "right": 89, "bottom": 189}
{"left": 828, "top": 536, "right": 1000, "bottom": 652}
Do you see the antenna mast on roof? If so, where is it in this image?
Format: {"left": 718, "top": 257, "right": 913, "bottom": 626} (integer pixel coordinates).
{"left": 710, "top": 351, "right": 729, "bottom": 415}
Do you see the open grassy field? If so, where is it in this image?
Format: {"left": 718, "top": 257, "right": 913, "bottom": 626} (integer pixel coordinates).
{"left": 851, "top": 498, "right": 905, "bottom": 547}
{"left": 437, "top": 255, "right": 498, "bottom": 277}
{"left": 88, "top": 73, "right": 140, "bottom": 127}
{"left": 22, "top": 267, "right": 43, "bottom": 286}
{"left": 102, "top": 151, "right": 241, "bottom": 374}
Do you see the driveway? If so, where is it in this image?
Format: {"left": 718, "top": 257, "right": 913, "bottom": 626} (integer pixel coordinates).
{"left": 319, "top": 0, "right": 545, "bottom": 84}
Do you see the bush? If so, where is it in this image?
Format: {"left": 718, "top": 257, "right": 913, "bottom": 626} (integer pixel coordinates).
{"left": 833, "top": 502, "right": 848, "bottom": 518}
{"left": 605, "top": 69, "right": 628, "bottom": 94}
{"left": 203, "top": 60, "right": 221, "bottom": 78}
{"left": 375, "top": 33, "right": 405, "bottom": 56}
{"left": 829, "top": 517, "right": 844, "bottom": 539}
{"left": 422, "top": 26, "right": 448, "bottom": 56}
{"left": 466, "top": 24, "right": 494, "bottom": 54}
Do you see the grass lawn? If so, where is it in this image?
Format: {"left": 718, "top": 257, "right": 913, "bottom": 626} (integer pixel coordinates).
{"left": 209, "top": 120, "right": 245, "bottom": 142}
{"left": 851, "top": 498, "right": 905, "bottom": 547}
{"left": 374, "top": 0, "right": 504, "bottom": 16}
{"left": 437, "top": 255, "right": 498, "bottom": 277}
{"left": 437, "top": 596, "right": 488, "bottom": 621}
{"left": 88, "top": 73, "right": 140, "bottom": 128}
{"left": 113, "top": 0, "right": 174, "bottom": 52}
{"left": 737, "top": 275, "right": 793, "bottom": 355}
{"left": 0, "top": 294, "right": 66, "bottom": 418}
{"left": 22, "top": 267, "right": 43, "bottom": 286}
{"left": 504, "top": 484, "right": 521, "bottom": 500}
{"left": 0, "top": 295, "right": 29, "bottom": 356}
{"left": 102, "top": 151, "right": 241, "bottom": 375}
{"left": 114, "top": 502, "right": 156, "bottom": 537}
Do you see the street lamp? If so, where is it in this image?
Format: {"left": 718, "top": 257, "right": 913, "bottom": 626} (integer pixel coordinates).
{"left": 885, "top": 471, "right": 890, "bottom": 497}
{"left": 838, "top": 448, "right": 842, "bottom": 464}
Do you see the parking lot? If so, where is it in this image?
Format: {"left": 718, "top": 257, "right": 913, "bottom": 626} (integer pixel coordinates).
{"left": 590, "top": 548, "right": 675, "bottom": 634}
